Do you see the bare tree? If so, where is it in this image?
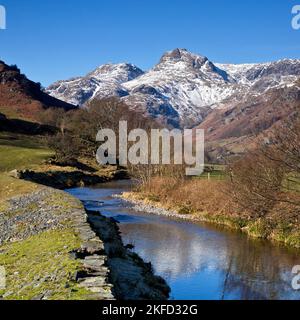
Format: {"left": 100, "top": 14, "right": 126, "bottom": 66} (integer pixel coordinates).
{"left": 228, "top": 112, "right": 300, "bottom": 218}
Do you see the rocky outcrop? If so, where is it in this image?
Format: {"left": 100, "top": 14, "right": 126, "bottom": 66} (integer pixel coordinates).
{"left": 0, "top": 61, "right": 76, "bottom": 110}
{"left": 87, "top": 211, "right": 170, "bottom": 300}
{"left": 0, "top": 61, "right": 77, "bottom": 122}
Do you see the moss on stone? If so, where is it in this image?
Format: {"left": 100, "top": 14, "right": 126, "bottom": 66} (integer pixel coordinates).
{"left": 0, "top": 228, "right": 90, "bottom": 300}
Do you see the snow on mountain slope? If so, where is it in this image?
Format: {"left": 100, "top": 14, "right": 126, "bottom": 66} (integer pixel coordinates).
{"left": 122, "top": 49, "right": 245, "bottom": 127}
{"left": 216, "top": 59, "right": 300, "bottom": 88}
{"left": 46, "top": 63, "right": 144, "bottom": 106}
{"left": 46, "top": 49, "right": 300, "bottom": 128}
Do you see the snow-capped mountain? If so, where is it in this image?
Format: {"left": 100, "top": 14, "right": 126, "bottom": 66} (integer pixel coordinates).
{"left": 121, "top": 49, "right": 239, "bottom": 127}
{"left": 46, "top": 63, "right": 144, "bottom": 106}
{"left": 46, "top": 49, "right": 300, "bottom": 127}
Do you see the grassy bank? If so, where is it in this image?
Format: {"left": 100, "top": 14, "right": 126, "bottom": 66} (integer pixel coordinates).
{"left": 0, "top": 133, "right": 90, "bottom": 300}
{"left": 0, "top": 132, "right": 53, "bottom": 204}
{"left": 0, "top": 132, "right": 54, "bottom": 172}
{"left": 0, "top": 184, "right": 94, "bottom": 300}
{"left": 0, "top": 229, "right": 90, "bottom": 300}
{"left": 0, "top": 131, "right": 129, "bottom": 300}
{"left": 123, "top": 177, "right": 300, "bottom": 248}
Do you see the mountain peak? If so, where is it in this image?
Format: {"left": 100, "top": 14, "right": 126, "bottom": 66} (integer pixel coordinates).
{"left": 160, "top": 48, "right": 189, "bottom": 60}
{"left": 90, "top": 62, "right": 144, "bottom": 80}
{"left": 158, "top": 48, "right": 208, "bottom": 69}
{"left": 47, "top": 62, "right": 144, "bottom": 106}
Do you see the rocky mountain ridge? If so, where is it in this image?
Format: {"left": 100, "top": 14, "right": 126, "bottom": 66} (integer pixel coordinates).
{"left": 46, "top": 49, "right": 300, "bottom": 128}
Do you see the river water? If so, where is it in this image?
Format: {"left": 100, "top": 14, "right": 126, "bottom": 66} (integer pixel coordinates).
{"left": 67, "top": 180, "right": 300, "bottom": 300}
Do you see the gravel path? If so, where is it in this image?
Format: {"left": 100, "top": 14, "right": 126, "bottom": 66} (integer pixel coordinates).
{"left": 0, "top": 187, "right": 77, "bottom": 244}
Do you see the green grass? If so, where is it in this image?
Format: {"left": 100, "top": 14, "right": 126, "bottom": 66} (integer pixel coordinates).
{"left": 0, "top": 145, "right": 53, "bottom": 173}
{"left": 0, "top": 133, "right": 51, "bottom": 202}
{"left": 0, "top": 174, "right": 39, "bottom": 202}
{"left": 0, "top": 132, "right": 53, "bottom": 173}
{"left": 284, "top": 174, "right": 300, "bottom": 192}
{"left": 0, "top": 132, "right": 93, "bottom": 300}
{"left": 198, "top": 171, "right": 227, "bottom": 181}
{"left": 196, "top": 164, "right": 227, "bottom": 181}
{"left": 0, "top": 229, "right": 90, "bottom": 300}
{"left": 0, "top": 132, "right": 46, "bottom": 149}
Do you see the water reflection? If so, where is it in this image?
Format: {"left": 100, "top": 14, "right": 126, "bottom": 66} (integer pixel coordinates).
{"left": 67, "top": 181, "right": 300, "bottom": 300}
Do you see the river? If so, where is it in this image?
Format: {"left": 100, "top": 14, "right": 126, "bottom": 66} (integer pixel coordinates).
{"left": 67, "top": 180, "right": 300, "bottom": 300}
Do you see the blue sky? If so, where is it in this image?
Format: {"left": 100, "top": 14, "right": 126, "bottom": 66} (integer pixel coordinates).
{"left": 0, "top": 0, "right": 300, "bottom": 86}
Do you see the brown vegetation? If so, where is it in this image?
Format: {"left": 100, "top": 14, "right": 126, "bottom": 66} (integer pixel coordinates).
{"left": 0, "top": 61, "right": 76, "bottom": 122}
{"left": 199, "top": 85, "right": 300, "bottom": 163}
{"left": 228, "top": 112, "right": 300, "bottom": 219}
{"left": 138, "top": 177, "right": 235, "bottom": 216}
{"left": 40, "top": 97, "right": 159, "bottom": 164}
{"left": 134, "top": 112, "right": 300, "bottom": 246}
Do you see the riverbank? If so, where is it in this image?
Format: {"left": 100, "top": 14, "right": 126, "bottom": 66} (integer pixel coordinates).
{"left": 121, "top": 185, "right": 300, "bottom": 249}
{"left": 0, "top": 179, "right": 170, "bottom": 300}
{"left": 87, "top": 210, "right": 170, "bottom": 300}
{"left": 73, "top": 179, "right": 300, "bottom": 300}
{"left": 0, "top": 184, "right": 114, "bottom": 300}
{"left": 11, "top": 163, "right": 129, "bottom": 190}
{"left": 0, "top": 145, "right": 120, "bottom": 299}
{"left": 0, "top": 117, "right": 164, "bottom": 300}
{"left": 0, "top": 138, "right": 169, "bottom": 300}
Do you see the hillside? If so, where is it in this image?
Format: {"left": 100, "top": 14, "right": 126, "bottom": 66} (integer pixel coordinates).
{"left": 0, "top": 61, "right": 76, "bottom": 122}
{"left": 199, "top": 85, "right": 300, "bottom": 141}
{"left": 199, "top": 84, "right": 300, "bottom": 162}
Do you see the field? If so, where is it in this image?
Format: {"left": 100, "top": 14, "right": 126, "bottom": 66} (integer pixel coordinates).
{"left": 0, "top": 133, "right": 53, "bottom": 173}
{"left": 0, "top": 132, "right": 53, "bottom": 201}
{"left": 197, "top": 164, "right": 227, "bottom": 181}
